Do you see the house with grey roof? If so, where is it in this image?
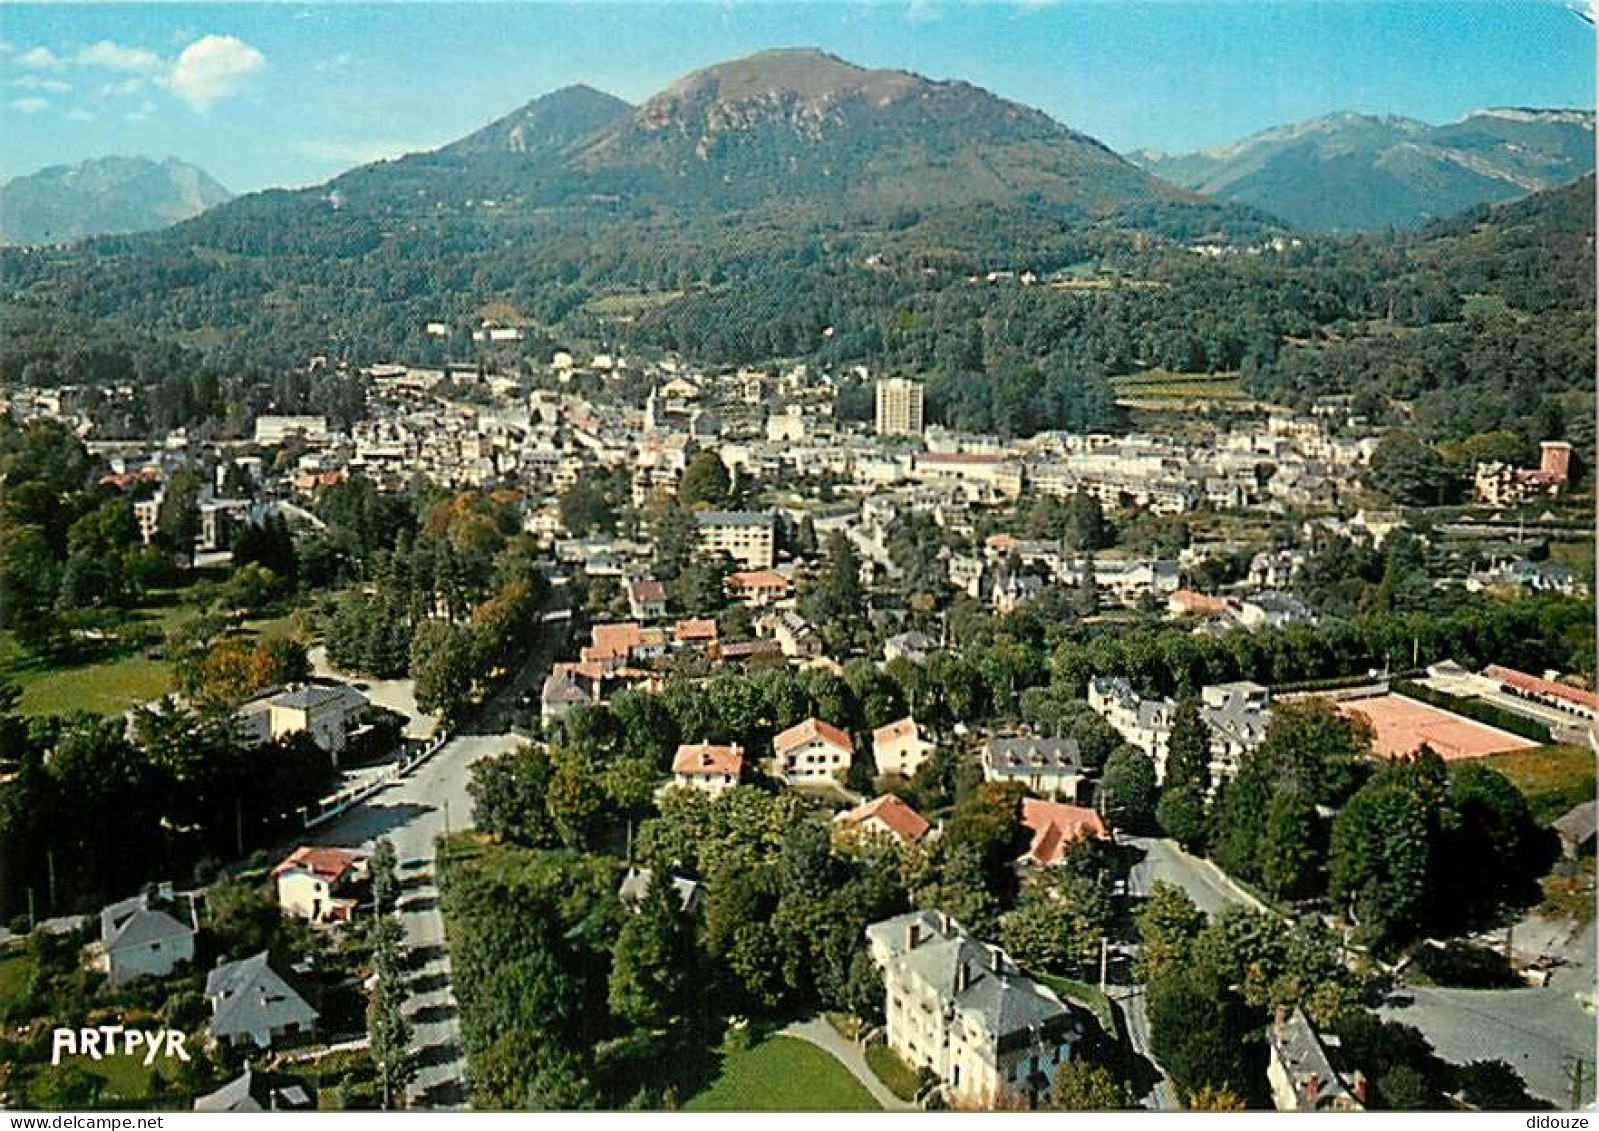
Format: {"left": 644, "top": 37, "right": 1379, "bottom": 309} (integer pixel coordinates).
{"left": 205, "top": 951, "right": 319, "bottom": 1050}
{"left": 865, "top": 910, "right": 1084, "bottom": 1108}
{"left": 97, "top": 885, "right": 195, "bottom": 987}
{"left": 235, "top": 682, "right": 369, "bottom": 763}
{"left": 980, "top": 737, "right": 1085, "bottom": 801}
{"left": 193, "top": 1065, "right": 314, "bottom": 1113}
{"left": 1266, "top": 1006, "right": 1365, "bottom": 1112}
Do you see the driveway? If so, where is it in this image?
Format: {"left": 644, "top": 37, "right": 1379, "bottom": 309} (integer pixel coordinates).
{"left": 309, "top": 644, "right": 436, "bottom": 741}
{"left": 781, "top": 1017, "right": 917, "bottom": 1111}
{"left": 1124, "top": 835, "right": 1263, "bottom": 917}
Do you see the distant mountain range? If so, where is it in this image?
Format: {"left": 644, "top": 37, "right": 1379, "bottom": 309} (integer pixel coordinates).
{"left": 1128, "top": 108, "right": 1595, "bottom": 233}
{"left": 0, "top": 156, "right": 232, "bottom": 246}
{"left": 334, "top": 48, "right": 1188, "bottom": 216}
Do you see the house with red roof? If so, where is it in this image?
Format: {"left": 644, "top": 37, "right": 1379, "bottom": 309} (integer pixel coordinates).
{"left": 873, "top": 716, "right": 936, "bottom": 779}
{"left": 835, "top": 795, "right": 932, "bottom": 844}
{"left": 773, "top": 717, "right": 855, "bottom": 783}
{"left": 671, "top": 743, "right": 745, "bottom": 795}
{"left": 272, "top": 846, "right": 368, "bottom": 925}
{"left": 1018, "top": 799, "right": 1108, "bottom": 867}
{"left": 727, "top": 569, "right": 794, "bottom": 607}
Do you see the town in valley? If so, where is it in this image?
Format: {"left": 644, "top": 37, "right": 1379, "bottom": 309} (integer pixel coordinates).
{"left": 0, "top": 3, "right": 1594, "bottom": 1117}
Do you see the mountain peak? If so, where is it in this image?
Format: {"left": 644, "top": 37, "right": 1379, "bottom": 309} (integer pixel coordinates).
{"left": 639, "top": 47, "right": 932, "bottom": 122}
{"left": 0, "top": 155, "right": 230, "bottom": 245}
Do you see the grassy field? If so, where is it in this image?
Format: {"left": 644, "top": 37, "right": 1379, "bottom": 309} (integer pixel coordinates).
{"left": 683, "top": 1035, "right": 881, "bottom": 1112}
{"left": 0, "top": 588, "right": 307, "bottom": 718}
{"left": 1481, "top": 744, "right": 1596, "bottom": 825}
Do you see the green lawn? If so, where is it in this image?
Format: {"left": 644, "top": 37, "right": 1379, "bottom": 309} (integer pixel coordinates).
{"left": 0, "top": 590, "right": 309, "bottom": 718}
{"left": 0, "top": 951, "right": 35, "bottom": 1020}
{"left": 683, "top": 1035, "right": 881, "bottom": 1112}
{"left": 864, "top": 1042, "right": 920, "bottom": 1102}
{"left": 1035, "top": 973, "right": 1117, "bottom": 1036}
{"left": 1482, "top": 744, "right": 1596, "bottom": 825}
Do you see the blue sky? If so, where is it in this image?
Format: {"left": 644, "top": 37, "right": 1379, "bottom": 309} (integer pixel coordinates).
{"left": 1, "top": 2, "right": 1592, "bottom": 192}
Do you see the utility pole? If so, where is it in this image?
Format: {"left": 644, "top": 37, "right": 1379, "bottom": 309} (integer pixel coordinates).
{"left": 1099, "top": 935, "right": 1110, "bottom": 993}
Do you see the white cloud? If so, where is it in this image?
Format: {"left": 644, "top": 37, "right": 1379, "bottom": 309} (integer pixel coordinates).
{"left": 76, "top": 40, "right": 164, "bottom": 75}
{"left": 125, "top": 99, "right": 157, "bottom": 124}
{"left": 65, "top": 107, "right": 95, "bottom": 123}
{"left": 161, "top": 34, "right": 264, "bottom": 111}
{"left": 10, "top": 75, "right": 71, "bottom": 93}
{"left": 9, "top": 96, "right": 50, "bottom": 114}
{"left": 16, "top": 46, "right": 63, "bottom": 71}
{"left": 101, "top": 77, "right": 147, "bottom": 97}
{"left": 905, "top": 0, "right": 942, "bottom": 24}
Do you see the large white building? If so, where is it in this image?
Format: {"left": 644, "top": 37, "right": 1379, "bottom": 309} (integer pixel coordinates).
{"left": 865, "top": 910, "right": 1083, "bottom": 1108}
{"left": 695, "top": 510, "right": 776, "bottom": 571}
{"left": 875, "top": 378, "right": 926, "bottom": 437}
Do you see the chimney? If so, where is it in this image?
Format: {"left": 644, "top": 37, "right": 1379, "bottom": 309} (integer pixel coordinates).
{"left": 1351, "top": 1072, "right": 1367, "bottom": 1105}
{"left": 906, "top": 921, "right": 921, "bottom": 951}
{"left": 1304, "top": 1073, "right": 1320, "bottom": 1107}
{"left": 955, "top": 960, "right": 971, "bottom": 994}
{"left": 1274, "top": 1004, "right": 1288, "bottom": 1030}
{"left": 987, "top": 944, "right": 1005, "bottom": 973}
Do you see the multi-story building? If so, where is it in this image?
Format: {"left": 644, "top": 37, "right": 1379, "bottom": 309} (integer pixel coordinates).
{"left": 875, "top": 378, "right": 926, "bottom": 437}
{"left": 980, "top": 737, "right": 1086, "bottom": 801}
{"left": 695, "top": 509, "right": 776, "bottom": 570}
{"left": 865, "top": 910, "right": 1084, "bottom": 1108}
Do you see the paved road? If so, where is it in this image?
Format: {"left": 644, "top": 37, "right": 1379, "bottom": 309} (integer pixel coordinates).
{"left": 308, "top": 633, "right": 553, "bottom": 1109}
{"left": 1379, "top": 984, "right": 1595, "bottom": 1108}
{"left": 1124, "top": 835, "right": 1263, "bottom": 917}
{"left": 1107, "top": 985, "right": 1179, "bottom": 1111}
{"left": 782, "top": 1017, "right": 918, "bottom": 1111}
{"left": 313, "top": 731, "right": 519, "bottom": 1108}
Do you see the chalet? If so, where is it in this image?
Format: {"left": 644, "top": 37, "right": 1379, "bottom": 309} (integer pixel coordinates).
{"left": 873, "top": 716, "right": 936, "bottom": 779}
{"left": 98, "top": 885, "right": 196, "bottom": 987}
{"left": 670, "top": 743, "right": 744, "bottom": 794}
{"left": 1266, "top": 1006, "right": 1365, "bottom": 1112}
{"left": 835, "top": 795, "right": 932, "bottom": 844}
{"left": 271, "top": 846, "right": 368, "bottom": 926}
{"left": 206, "top": 952, "right": 319, "bottom": 1050}
{"left": 773, "top": 717, "right": 854, "bottom": 783}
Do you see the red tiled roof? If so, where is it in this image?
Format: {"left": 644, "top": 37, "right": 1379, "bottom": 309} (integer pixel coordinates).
{"left": 674, "top": 617, "right": 718, "bottom": 642}
{"left": 629, "top": 579, "right": 667, "bottom": 603}
{"left": 272, "top": 846, "right": 364, "bottom": 882}
{"left": 1169, "top": 588, "right": 1228, "bottom": 615}
{"left": 872, "top": 716, "right": 923, "bottom": 745}
{"left": 672, "top": 743, "right": 744, "bottom": 777}
{"left": 774, "top": 716, "right": 854, "bottom": 755}
{"left": 729, "top": 569, "right": 793, "bottom": 592}
{"left": 839, "top": 795, "right": 931, "bottom": 841}
{"left": 1020, "top": 799, "right": 1107, "bottom": 865}
{"left": 1484, "top": 665, "right": 1597, "bottom": 712}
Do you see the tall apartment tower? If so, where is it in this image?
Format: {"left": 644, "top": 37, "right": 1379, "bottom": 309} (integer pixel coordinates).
{"left": 875, "top": 378, "right": 926, "bottom": 437}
